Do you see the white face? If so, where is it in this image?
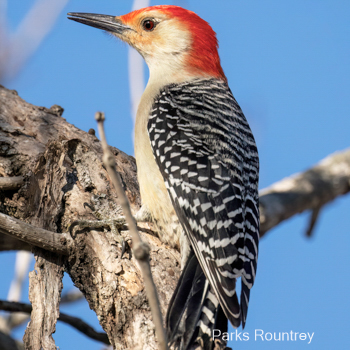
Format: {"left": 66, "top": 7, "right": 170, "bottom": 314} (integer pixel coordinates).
{"left": 115, "top": 11, "right": 194, "bottom": 81}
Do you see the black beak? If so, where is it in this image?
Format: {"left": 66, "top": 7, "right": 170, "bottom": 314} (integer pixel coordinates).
{"left": 67, "top": 12, "right": 131, "bottom": 34}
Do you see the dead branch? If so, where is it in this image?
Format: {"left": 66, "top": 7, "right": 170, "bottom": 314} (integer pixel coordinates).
{"left": 61, "top": 289, "right": 84, "bottom": 304}
{"left": 259, "top": 148, "right": 350, "bottom": 237}
{"left": 0, "top": 300, "right": 110, "bottom": 345}
{"left": 0, "top": 233, "right": 31, "bottom": 252}
{"left": 0, "top": 212, "right": 71, "bottom": 254}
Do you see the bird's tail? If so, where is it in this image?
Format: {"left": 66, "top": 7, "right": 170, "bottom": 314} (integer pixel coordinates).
{"left": 166, "top": 251, "right": 228, "bottom": 350}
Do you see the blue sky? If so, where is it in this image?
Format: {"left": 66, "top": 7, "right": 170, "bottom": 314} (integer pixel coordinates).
{"left": 1, "top": 1, "right": 350, "bottom": 349}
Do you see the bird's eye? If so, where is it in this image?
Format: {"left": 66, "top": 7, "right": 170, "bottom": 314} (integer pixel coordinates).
{"left": 142, "top": 19, "right": 155, "bottom": 31}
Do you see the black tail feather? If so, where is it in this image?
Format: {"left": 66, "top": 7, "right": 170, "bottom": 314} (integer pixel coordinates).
{"left": 166, "top": 251, "right": 228, "bottom": 350}
{"left": 166, "top": 250, "right": 201, "bottom": 342}
{"left": 240, "top": 281, "right": 250, "bottom": 329}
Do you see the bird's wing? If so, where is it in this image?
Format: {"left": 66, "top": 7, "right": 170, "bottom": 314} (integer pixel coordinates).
{"left": 148, "top": 78, "right": 259, "bottom": 328}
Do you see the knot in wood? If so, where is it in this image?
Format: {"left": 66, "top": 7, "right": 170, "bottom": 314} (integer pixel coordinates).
{"left": 50, "top": 104, "right": 64, "bottom": 116}
{"left": 88, "top": 128, "right": 96, "bottom": 136}
{"left": 133, "top": 242, "right": 150, "bottom": 261}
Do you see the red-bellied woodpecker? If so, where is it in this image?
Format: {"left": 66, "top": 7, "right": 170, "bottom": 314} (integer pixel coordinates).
{"left": 68, "top": 6, "right": 259, "bottom": 350}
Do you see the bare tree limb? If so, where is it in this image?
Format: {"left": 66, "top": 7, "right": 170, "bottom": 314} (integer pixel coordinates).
{"left": 58, "top": 313, "right": 109, "bottom": 346}
{"left": 23, "top": 250, "right": 64, "bottom": 349}
{"left": 0, "top": 300, "right": 110, "bottom": 345}
{"left": 305, "top": 206, "right": 322, "bottom": 237}
{"left": 6, "top": 251, "right": 32, "bottom": 331}
{"left": 7, "top": 251, "right": 31, "bottom": 302}
{"left": 0, "top": 212, "right": 71, "bottom": 255}
{"left": 259, "top": 148, "right": 350, "bottom": 236}
{"left": 95, "top": 112, "right": 168, "bottom": 350}
{"left": 0, "top": 330, "right": 23, "bottom": 350}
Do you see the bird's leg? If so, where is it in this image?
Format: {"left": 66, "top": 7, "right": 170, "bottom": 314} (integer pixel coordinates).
{"left": 69, "top": 216, "right": 128, "bottom": 257}
{"left": 134, "top": 205, "right": 153, "bottom": 223}
{"left": 69, "top": 205, "right": 153, "bottom": 258}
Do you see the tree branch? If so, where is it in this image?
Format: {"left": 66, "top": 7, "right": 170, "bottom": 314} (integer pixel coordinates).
{"left": 0, "top": 300, "right": 110, "bottom": 345}
{"left": 259, "top": 148, "right": 350, "bottom": 236}
{"left": 0, "top": 0, "right": 70, "bottom": 81}
{"left": 60, "top": 289, "right": 84, "bottom": 304}
{"left": 0, "top": 212, "right": 71, "bottom": 255}
{"left": 0, "top": 233, "right": 31, "bottom": 252}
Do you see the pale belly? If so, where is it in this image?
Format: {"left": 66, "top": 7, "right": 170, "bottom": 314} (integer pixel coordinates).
{"left": 134, "top": 74, "right": 185, "bottom": 248}
{"left": 135, "top": 129, "right": 181, "bottom": 249}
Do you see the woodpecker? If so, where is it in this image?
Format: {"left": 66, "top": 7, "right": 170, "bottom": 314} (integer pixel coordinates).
{"left": 68, "top": 6, "right": 259, "bottom": 350}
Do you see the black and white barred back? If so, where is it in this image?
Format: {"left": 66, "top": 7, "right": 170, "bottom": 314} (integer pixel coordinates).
{"left": 148, "top": 79, "right": 259, "bottom": 345}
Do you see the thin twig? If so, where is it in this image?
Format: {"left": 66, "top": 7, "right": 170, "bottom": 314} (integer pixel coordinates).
{"left": 6, "top": 251, "right": 32, "bottom": 329}
{"left": 95, "top": 111, "right": 168, "bottom": 350}
{"left": 305, "top": 206, "right": 322, "bottom": 237}
{"left": 0, "top": 300, "right": 110, "bottom": 345}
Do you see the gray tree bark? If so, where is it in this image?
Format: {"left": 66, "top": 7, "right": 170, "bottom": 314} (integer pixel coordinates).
{"left": 0, "top": 85, "right": 180, "bottom": 350}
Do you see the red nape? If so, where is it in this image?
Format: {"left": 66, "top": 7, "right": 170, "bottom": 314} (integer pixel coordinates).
{"left": 161, "top": 6, "right": 226, "bottom": 80}
{"left": 121, "top": 5, "right": 226, "bottom": 80}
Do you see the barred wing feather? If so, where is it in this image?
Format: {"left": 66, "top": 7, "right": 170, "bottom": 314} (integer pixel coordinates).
{"left": 148, "top": 78, "right": 259, "bottom": 328}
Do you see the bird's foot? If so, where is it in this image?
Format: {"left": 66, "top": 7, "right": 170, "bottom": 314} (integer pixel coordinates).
{"left": 134, "top": 205, "right": 153, "bottom": 223}
{"left": 68, "top": 217, "right": 128, "bottom": 257}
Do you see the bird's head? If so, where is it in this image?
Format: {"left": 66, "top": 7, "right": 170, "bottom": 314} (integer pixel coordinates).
{"left": 68, "top": 6, "right": 226, "bottom": 84}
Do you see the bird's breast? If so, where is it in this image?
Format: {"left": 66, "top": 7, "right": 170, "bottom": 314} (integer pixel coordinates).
{"left": 134, "top": 85, "right": 181, "bottom": 248}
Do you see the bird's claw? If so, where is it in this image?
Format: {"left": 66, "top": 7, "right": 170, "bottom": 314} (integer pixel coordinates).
{"left": 68, "top": 217, "right": 128, "bottom": 258}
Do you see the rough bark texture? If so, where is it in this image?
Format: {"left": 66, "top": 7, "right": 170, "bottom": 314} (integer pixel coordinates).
{"left": 0, "top": 85, "right": 180, "bottom": 349}
{"left": 23, "top": 250, "right": 64, "bottom": 350}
